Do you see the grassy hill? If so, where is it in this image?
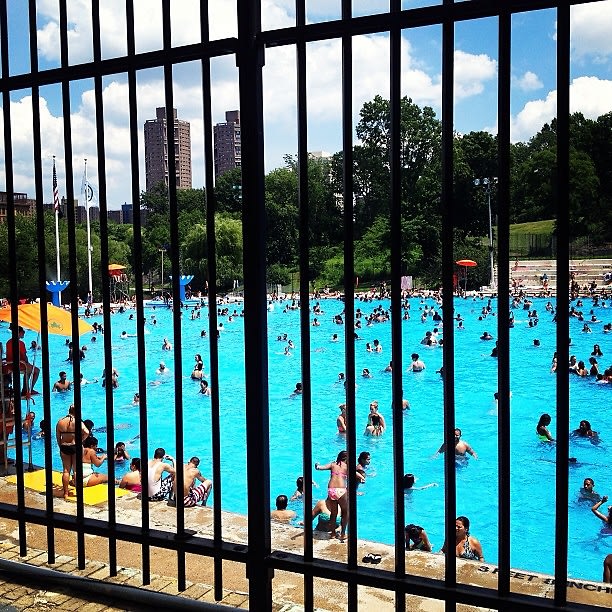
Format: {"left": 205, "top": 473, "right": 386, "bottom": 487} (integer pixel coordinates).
{"left": 509, "top": 219, "right": 554, "bottom": 236}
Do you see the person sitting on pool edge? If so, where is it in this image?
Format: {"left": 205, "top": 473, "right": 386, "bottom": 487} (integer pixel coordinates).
{"left": 147, "top": 448, "right": 175, "bottom": 502}
{"left": 307, "top": 498, "right": 341, "bottom": 532}
{"left": 270, "top": 494, "right": 296, "bottom": 522}
{"left": 173, "top": 456, "right": 212, "bottom": 508}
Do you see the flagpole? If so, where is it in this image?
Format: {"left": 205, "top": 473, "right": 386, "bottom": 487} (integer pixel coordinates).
{"left": 53, "top": 155, "right": 61, "bottom": 282}
{"left": 84, "top": 158, "right": 93, "bottom": 297}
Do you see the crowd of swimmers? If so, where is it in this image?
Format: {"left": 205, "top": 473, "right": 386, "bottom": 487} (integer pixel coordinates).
{"left": 266, "top": 283, "right": 609, "bottom": 576}
{"left": 4, "top": 280, "right": 610, "bottom": 580}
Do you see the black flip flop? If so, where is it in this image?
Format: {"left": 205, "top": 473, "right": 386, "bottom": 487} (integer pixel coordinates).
{"left": 370, "top": 554, "right": 382, "bottom": 564}
{"left": 362, "top": 553, "right": 374, "bottom": 563}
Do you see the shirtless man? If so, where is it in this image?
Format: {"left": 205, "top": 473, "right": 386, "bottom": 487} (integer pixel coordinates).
{"left": 177, "top": 456, "right": 212, "bottom": 507}
{"left": 410, "top": 353, "right": 426, "bottom": 372}
{"left": 52, "top": 371, "right": 71, "bottom": 392}
{"left": 435, "top": 428, "right": 478, "bottom": 459}
{"left": 270, "top": 494, "right": 296, "bottom": 522}
{"left": 55, "top": 404, "right": 90, "bottom": 499}
{"left": 147, "top": 447, "right": 175, "bottom": 501}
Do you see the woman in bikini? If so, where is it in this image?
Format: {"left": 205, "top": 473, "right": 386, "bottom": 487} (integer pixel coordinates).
{"left": 441, "top": 516, "right": 484, "bottom": 561}
{"left": 314, "top": 450, "right": 364, "bottom": 541}
{"left": 55, "top": 405, "right": 90, "bottom": 499}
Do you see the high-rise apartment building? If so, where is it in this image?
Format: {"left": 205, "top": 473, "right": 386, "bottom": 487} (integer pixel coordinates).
{"left": 213, "top": 110, "right": 241, "bottom": 180}
{"left": 144, "top": 107, "right": 192, "bottom": 192}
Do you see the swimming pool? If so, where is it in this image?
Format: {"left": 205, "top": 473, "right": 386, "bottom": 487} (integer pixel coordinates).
{"left": 7, "top": 295, "right": 611, "bottom": 581}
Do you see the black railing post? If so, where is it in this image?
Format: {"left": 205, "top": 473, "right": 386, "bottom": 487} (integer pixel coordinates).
{"left": 236, "top": 1, "right": 273, "bottom": 608}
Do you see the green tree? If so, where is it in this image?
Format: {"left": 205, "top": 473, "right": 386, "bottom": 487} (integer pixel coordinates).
{"left": 265, "top": 166, "right": 299, "bottom": 266}
{"left": 181, "top": 214, "right": 243, "bottom": 289}
{"left": 214, "top": 168, "right": 243, "bottom": 215}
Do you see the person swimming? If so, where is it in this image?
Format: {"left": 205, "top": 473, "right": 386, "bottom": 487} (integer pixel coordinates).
{"left": 536, "top": 413, "right": 554, "bottom": 441}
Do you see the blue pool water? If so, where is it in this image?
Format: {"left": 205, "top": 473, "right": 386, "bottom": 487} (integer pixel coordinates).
{"left": 5, "top": 295, "right": 612, "bottom": 581}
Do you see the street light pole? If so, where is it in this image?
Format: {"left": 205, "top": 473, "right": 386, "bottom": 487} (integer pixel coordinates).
{"left": 474, "top": 177, "right": 497, "bottom": 289}
{"left": 159, "top": 248, "right": 165, "bottom": 291}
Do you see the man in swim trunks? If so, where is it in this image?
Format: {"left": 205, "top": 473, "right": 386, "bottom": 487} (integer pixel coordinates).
{"left": 55, "top": 404, "right": 90, "bottom": 500}
{"left": 147, "top": 447, "right": 175, "bottom": 502}
{"left": 177, "top": 456, "right": 212, "bottom": 507}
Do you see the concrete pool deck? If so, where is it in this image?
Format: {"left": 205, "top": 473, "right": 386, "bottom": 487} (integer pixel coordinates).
{"left": 0, "top": 476, "right": 610, "bottom": 610}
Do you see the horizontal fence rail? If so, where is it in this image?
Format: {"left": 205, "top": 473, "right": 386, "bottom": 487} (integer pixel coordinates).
{"left": 0, "top": 0, "right": 607, "bottom": 610}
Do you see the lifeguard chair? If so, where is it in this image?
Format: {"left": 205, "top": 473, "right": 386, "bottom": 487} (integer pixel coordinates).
{"left": 108, "top": 263, "right": 129, "bottom": 304}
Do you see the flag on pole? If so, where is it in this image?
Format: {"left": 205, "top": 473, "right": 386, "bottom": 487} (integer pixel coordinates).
{"left": 81, "top": 170, "right": 98, "bottom": 209}
{"left": 52, "top": 158, "right": 61, "bottom": 214}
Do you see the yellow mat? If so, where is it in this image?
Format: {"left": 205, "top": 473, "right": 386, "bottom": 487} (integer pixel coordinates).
{"left": 6, "top": 469, "right": 132, "bottom": 505}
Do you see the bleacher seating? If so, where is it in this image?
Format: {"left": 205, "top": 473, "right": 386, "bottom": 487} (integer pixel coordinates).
{"left": 509, "top": 259, "right": 612, "bottom": 292}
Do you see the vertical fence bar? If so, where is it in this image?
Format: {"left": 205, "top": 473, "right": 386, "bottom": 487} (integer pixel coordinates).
{"left": 90, "top": 0, "right": 118, "bottom": 577}
{"left": 237, "top": 1, "right": 273, "bottom": 608}
{"left": 0, "top": 0, "right": 28, "bottom": 558}
{"left": 125, "top": 0, "right": 152, "bottom": 585}
{"left": 295, "top": 1, "right": 315, "bottom": 609}
{"left": 554, "top": 2, "right": 570, "bottom": 606}
{"left": 340, "top": 2, "right": 358, "bottom": 610}
{"left": 161, "top": 0, "right": 187, "bottom": 591}
{"left": 389, "top": 2, "right": 406, "bottom": 611}
{"left": 0, "top": 1, "right": 602, "bottom": 609}
{"left": 199, "top": 0, "right": 224, "bottom": 601}
{"left": 440, "top": 1, "right": 457, "bottom": 608}
{"left": 497, "top": 6, "right": 512, "bottom": 601}
{"left": 27, "top": 0, "right": 56, "bottom": 565}
{"left": 57, "top": 0, "right": 87, "bottom": 569}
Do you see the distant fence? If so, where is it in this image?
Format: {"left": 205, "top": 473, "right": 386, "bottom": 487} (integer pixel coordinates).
{"left": 510, "top": 234, "right": 612, "bottom": 259}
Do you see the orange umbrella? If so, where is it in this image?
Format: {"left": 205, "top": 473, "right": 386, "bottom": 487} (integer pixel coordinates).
{"left": 456, "top": 259, "right": 477, "bottom": 267}
{"left": 108, "top": 263, "right": 126, "bottom": 271}
{"left": 0, "top": 303, "right": 92, "bottom": 336}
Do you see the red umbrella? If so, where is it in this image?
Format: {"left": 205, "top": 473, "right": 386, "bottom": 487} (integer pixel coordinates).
{"left": 456, "top": 259, "right": 477, "bottom": 267}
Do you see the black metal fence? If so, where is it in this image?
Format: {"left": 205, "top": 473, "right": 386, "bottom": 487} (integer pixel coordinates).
{"left": 0, "top": 1, "right": 601, "bottom": 610}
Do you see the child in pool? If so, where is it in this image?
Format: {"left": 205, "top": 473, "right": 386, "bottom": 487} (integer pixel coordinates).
{"left": 114, "top": 442, "right": 130, "bottom": 463}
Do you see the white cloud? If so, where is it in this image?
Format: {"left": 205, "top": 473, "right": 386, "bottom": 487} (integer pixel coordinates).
{"left": 514, "top": 71, "right": 543, "bottom": 92}
{"left": 570, "top": 1, "right": 612, "bottom": 62}
{"left": 511, "top": 76, "right": 612, "bottom": 142}
{"left": 454, "top": 50, "right": 497, "bottom": 98}
{"left": 5, "top": 1, "right": 607, "bottom": 206}
{"left": 35, "top": 0, "right": 240, "bottom": 63}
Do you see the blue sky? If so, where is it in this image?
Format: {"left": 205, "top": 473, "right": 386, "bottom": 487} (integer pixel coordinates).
{"left": 1, "top": 0, "right": 612, "bottom": 208}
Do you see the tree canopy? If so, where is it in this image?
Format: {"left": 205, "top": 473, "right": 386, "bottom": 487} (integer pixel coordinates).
{"left": 2, "top": 100, "right": 611, "bottom": 299}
